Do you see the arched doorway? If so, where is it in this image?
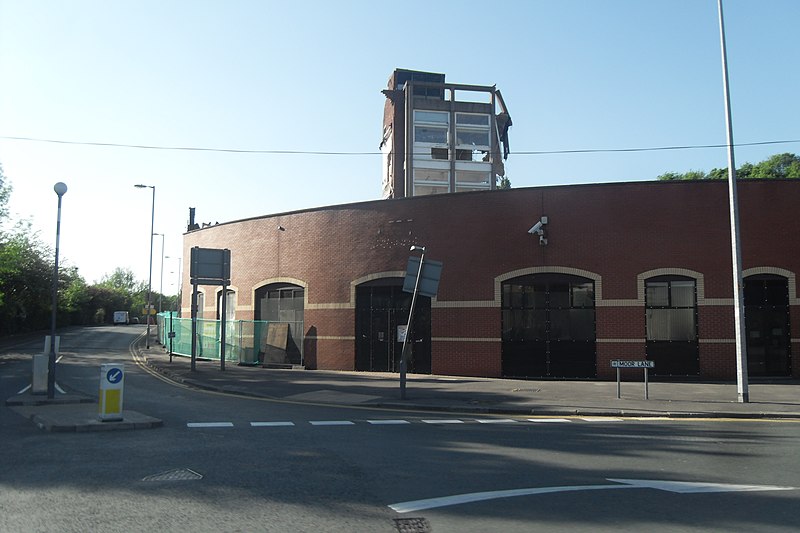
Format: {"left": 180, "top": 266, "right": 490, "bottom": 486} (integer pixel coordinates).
{"left": 501, "top": 273, "right": 596, "bottom": 378}
{"left": 744, "top": 275, "right": 791, "bottom": 376}
{"left": 254, "top": 283, "right": 305, "bottom": 365}
{"left": 355, "top": 279, "right": 431, "bottom": 373}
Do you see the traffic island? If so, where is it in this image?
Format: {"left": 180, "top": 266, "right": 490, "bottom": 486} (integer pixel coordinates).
{"left": 8, "top": 402, "right": 163, "bottom": 432}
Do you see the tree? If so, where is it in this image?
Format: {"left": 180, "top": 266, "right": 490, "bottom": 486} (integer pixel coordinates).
{"left": 658, "top": 153, "right": 800, "bottom": 181}
{"left": 0, "top": 223, "right": 53, "bottom": 334}
{"left": 99, "top": 267, "right": 142, "bottom": 293}
{"left": 0, "top": 163, "right": 11, "bottom": 225}
{"left": 497, "top": 175, "right": 511, "bottom": 189}
{"left": 750, "top": 153, "right": 800, "bottom": 179}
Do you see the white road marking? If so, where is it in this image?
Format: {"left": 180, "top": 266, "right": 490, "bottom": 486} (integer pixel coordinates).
{"left": 17, "top": 384, "right": 31, "bottom": 394}
{"left": 389, "top": 479, "right": 798, "bottom": 513}
{"left": 187, "top": 422, "right": 234, "bottom": 428}
{"left": 390, "top": 484, "right": 638, "bottom": 513}
{"left": 184, "top": 417, "right": 709, "bottom": 430}
{"left": 607, "top": 479, "right": 797, "bottom": 494}
{"left": 55, "top": 382, "right": 65, "bottom": 394}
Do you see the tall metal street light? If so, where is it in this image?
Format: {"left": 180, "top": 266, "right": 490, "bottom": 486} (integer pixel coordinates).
{"left": 153, "top": 233, "right": 165, "bottom": 313}
{"left": 47, "top": 182, "right": 67, "bottom": 399}
{"left": 718, "top": 0, "right": 749, "bottom": 403}
{"left": 165, "top": 255, "right": 182, "bottom": 315}
{"left": 135, "top": 184, "right": 155, "bottom": 349}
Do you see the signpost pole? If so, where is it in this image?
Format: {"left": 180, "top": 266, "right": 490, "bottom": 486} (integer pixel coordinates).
{"left": 191, "top": 283, "right": 198, "bottom": 371}
{"left": 168, "top": 310, "right": 173, "bottom": 362}
{"left": 400, "top": 246, "right": 425, "bottom": 400}
{"left": 612, "top": 360, "right": 654, "bottom": 400}
{"left": 220, "top": 282, "right": 227, "bottom": 371}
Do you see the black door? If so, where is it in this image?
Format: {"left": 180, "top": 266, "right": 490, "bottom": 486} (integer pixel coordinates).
{"left": 501, "top": 274, "right": 596, "bottom": 378}
{"left": 355, "top": 281, "right": 431, "bottom": 373}
{"left": 745, "top": 276, "right": 791, "bottom": 376}
{"left": 645, "top": 277, "right": 699, "bottom": 376}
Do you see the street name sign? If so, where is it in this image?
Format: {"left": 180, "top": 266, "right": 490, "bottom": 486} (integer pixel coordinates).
{"left": 611, "top": 360, "right": 655, "bottom": 368}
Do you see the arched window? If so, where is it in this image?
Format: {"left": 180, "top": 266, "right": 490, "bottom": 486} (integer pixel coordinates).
{"left": 216, "top": 289, "right": 236, "bottom": 321}
{"left": 645, "top": 276, "right": 698, "bottom": 375}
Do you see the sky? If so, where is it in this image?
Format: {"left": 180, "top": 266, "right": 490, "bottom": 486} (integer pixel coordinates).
{"left": 1, "top": 0, "right": 798, "bottom": 294}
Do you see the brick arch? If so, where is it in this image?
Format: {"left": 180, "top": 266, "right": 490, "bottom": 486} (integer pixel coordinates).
{"left": 743, "top": 267, "right": 798, "bottom": 305}
{"left": 495, "top": 266, "right": 603, "bottom": 305}
{"left": 346, "top": 271, "right": 406, "bottom": 309}
{"left": 638, "top": 268, "right": 705, "bottom": 303}
{"left": 250, "top": 278, "right": 308, "bottom": 312}
{"left": 212, "top": 285, "right": 239, "bottom": 319}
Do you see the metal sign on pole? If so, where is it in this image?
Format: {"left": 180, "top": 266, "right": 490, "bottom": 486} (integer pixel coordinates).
{"left": 189, "top": 247, "right": 231, "bottom": 372}
{"left": 403, "top": 256, "right": 443, "bottom": 298}
{"left": 399, "top": 246, "right": 442, "bottom": 400}
{"left": 611, "top": 360, "right": 655, "bottom": 400}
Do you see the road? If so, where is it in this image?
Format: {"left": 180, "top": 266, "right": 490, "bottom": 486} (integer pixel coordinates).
{"left": 1, "top": 326, "right": 799, "bottom": 532}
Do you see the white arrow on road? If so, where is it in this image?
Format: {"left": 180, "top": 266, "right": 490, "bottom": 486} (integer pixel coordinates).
{"left": 389, "top": 479, "right": 797, "bottom": 513}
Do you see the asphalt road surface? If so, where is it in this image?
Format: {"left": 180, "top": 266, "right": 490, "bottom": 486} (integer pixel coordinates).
{"left": 2, "top": 326, "right": 799, "bottom": 532}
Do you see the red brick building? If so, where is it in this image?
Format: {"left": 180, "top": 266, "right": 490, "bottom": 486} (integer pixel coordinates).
{"left": 182, "top": 179, "right": 800, "bottom": 380}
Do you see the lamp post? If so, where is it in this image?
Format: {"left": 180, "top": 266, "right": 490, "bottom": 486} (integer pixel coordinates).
{"left": 135, "top": 184, "right": 155, "bottom": 349}
{"left": 165, "top": 255, "right": 182, "bottom": 315}
{"left": 166, "top": 256, "right": 181, "bottom": 362}
{"left": 153, "top": 233, "right": 165, "bottom": 313}
{"left": 47, "top": 182, "right": 67, "bottom": 399}
{"left": 717, "top": 0, "right": 748, "bottom": 403}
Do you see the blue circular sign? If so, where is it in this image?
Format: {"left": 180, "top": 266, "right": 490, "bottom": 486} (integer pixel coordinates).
{"left": 106, "top": 368, "right": 123, "bottom": 384}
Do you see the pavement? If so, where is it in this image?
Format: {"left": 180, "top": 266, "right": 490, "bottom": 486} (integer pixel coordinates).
{"left": 5, "top": 338, "right": 800, "bottom": 432}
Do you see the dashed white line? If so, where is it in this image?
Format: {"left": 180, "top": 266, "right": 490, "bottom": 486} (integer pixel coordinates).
{"left": 184, "top": 417, "right": 675, "bottom": 429}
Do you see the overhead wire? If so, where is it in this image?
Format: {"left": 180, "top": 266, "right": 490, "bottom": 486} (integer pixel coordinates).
{"left": 0, "top": 134, "right": 798, "bottom": 156}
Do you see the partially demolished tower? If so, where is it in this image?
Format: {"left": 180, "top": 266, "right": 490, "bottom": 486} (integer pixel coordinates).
{"left": 380, "top": 68, "right": 512, "bottom": 199}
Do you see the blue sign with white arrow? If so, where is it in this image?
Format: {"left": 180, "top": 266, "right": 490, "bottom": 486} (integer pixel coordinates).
{"left": 106, "top": 367, "right": 123, "bottom": 384}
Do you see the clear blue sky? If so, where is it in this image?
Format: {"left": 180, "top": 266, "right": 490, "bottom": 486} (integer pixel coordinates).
{"left": 1, "top": 0, "right": 798, "bottom": 292}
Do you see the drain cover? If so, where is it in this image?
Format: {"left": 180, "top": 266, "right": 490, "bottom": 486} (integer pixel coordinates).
{"left": 142, "top": 468, "right": 203, "bottom": 481}
{"left": 393, "top": 517, "right": 431, "bottom": 533}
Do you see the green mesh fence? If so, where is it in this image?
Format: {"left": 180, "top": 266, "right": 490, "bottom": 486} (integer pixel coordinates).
{"left": 156, "top": 312, "right": 269, "bottom": 365}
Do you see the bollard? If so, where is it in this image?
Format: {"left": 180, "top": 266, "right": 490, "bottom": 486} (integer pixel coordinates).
{"left": 32, "top": 354, "right": 49, "bottom": 395}
{"left": 98, "top": 363, "right": 124, "bottom": 421}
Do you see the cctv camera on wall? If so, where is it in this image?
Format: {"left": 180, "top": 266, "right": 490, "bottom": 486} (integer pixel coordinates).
{"left": 528, "top": 216, "right": 548, "bottom": 235}
{"left": 528, "top": 221, "right": 544, "bottom": 235}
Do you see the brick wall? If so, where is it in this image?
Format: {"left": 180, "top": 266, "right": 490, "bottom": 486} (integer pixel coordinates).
{"left": 183, "top": 180, "right": 800, "bottom": 380}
